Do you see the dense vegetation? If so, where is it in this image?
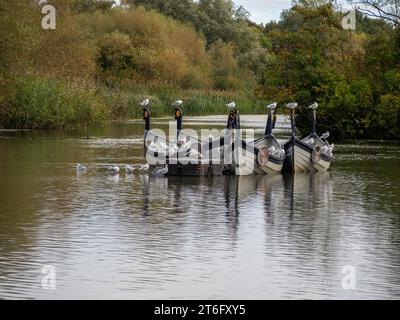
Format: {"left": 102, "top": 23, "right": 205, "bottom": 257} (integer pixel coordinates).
{"left": 0, "top": 0, "right": 399, "bottom": 139}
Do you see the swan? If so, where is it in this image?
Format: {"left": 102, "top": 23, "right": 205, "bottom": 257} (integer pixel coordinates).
{"left": 306, "top": 138, "right": 315, "bottom": 145}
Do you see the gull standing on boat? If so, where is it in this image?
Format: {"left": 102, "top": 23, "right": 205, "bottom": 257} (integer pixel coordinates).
{"left": 140, "top": 99, "right": 150, "bottom": 107}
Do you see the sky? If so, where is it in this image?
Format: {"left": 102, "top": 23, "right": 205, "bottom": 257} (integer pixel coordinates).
{"left": 234, "top": 0, "right": 293, "bottom": 24}
{"left": 115, "top": 0, "right": 293, "bottom": 24}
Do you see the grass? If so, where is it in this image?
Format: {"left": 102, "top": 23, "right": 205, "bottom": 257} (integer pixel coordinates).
{"left": 0, "top": 78, "right": 267, "bottom": 129}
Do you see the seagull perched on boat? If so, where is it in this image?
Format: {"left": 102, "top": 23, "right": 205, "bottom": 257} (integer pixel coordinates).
{"left": 140, "top": 164, "right": 150, "bottom": 172}
{"left": 321, "top": 131, "right": 330, "bottom": 140}
{"left": 306, "top": 138, "right": 315, "bottom": 145}
{"left": 76, "top": 163, "right": 87, "bottom": 172}
{"left": 286, "top": 102, "right": 298, "bottom": 110}
{"left": 125, "top": 165, "right": 135, "bottom": 174}
{"left": 267, "top": 146, "right": 276, "bottom": 153}
{"left": 322, "top": 144, "right": 335, "bottom": 157}
{"left": 226, "top": 102, "right": 236, "bottom": 109}
{"left": 308, "top": 102, "right": 319, "bottom": 110}
{"left": 172, "top": 100, "right": 183, "bottom": 107}
{"left": 108, "top": 165, "right": 120, "bottom": 173}
{"left": 140, "top": 99, "right": 150, "bottom": 107}
{"left": 266, "top": 102, "right": 277, "bottom": 110}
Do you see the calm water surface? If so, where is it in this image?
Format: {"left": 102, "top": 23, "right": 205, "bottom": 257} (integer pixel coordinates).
{"left": 0, "top": 116, "right": 399, "bottom": 299}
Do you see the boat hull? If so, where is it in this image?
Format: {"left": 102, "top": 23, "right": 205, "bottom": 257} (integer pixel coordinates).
{"left": 284, "top": 138, "right": 332, "bottom": 173}
{"left": 234, "top": 138, "right": 284, "bottom": 176}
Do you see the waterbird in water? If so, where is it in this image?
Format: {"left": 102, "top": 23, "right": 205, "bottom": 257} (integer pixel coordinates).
{"left": 109, "top": 165, "right": 120, "bottom": 173}
{"left": 76, "top": 163, "right": 87, "bottom": 172}
{"left": 140, "top": 164, "right": 150, "bottom": 172}
{"left": 125, "top": 165, "right": 135, "bottom": 174}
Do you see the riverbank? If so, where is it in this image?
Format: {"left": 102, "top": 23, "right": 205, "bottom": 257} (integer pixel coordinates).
{"left": 0, "top": 77, "right": 259, "bottom": 130}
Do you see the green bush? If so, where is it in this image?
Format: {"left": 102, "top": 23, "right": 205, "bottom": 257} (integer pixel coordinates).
{"left": 1, "top": 77, "right": 107, "bottom": 129}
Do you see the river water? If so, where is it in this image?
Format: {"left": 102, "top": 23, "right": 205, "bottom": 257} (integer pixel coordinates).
{"left": 0, "top": 116, "right": 399, "bottom": 299}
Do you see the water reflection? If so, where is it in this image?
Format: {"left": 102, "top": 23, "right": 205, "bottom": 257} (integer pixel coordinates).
{"left": 0, "top": 121, "right": 400, "bottom": 299}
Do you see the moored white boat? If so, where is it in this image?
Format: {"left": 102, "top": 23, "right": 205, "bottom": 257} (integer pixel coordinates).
{"left": 231, "top": 102, "right": 285, "bottom": 176}
{"left": 283, "top": 102, "right": 334, "bottom": 173}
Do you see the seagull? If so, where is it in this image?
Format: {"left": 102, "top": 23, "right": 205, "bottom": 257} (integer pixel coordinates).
{"left": 140, "top": 164, "right": 150, "bottom": 172}
{"left": 321, "top": 131, "right": 330, "bottom": 140}
{"left": 267, "top": 146, "right": 276, "bottom": 153}
{"left": 76, "top": 163, "right": 87, "bottom": 172}
{"left": 306, "top": 138, "right": 315, "bottom": 145}
{"left": 172, "top": 100, "right": 183, "bottom": 107}
{"left": 153, "top": 166, "right": 168, "bottom": 176}
{"left": 109, "top": 166, "right": 120, "bottom": 173}
{"left": 266, "top": 102, "right": 277, "bottom": 110}
{"left": 140, "top": 99, "right": 150, "bottom": 107}
{"left": 125, "top": 165, "right": 135, "bottom": 174}
{"left": 226, "top": 102, "right": 236, "bottom": 109}
{"left": 286, "top": 102, "right": 298, "bottom": 110}
{"left": 308, "top": 102, "right": 319, "bottom": 110}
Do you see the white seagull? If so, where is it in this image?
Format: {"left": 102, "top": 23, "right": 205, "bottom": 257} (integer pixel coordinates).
{"left": 286, "top": 102, "right": 298, "bottom": 110}
{"left": 226, "top": 102, "right": 236, "bottom": 109}
{"left": 267, "top": 146, "right": 276, "bottom": 153}
{"left": 76, "top": 163, "right": 87, "bottom": 172}
{"left": 109, "top": 165, "right": 120, "bottom": 173}
{"left": 140, "top": 99, "right": 150, "bottom": 107}
{"left": 125, "top": 165, "right": 135, "bottom": 174}
{"left": 266, "top": 102, "right": 278, "bottom": 110}
{"left": 172, "top": 100, "right": 183, "bottom": 107}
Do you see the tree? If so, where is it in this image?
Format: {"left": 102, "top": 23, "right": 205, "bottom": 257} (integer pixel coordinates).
{"left": 348, "top": 0, "right": 400, "bottom": 25}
